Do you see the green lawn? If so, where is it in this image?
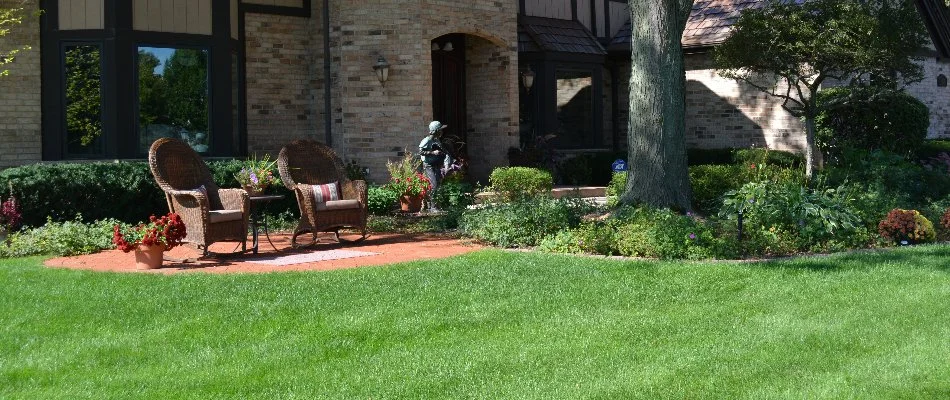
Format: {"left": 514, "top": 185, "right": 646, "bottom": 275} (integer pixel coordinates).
{"left": 2, "top": 246, "right": 949, "bottom": 399}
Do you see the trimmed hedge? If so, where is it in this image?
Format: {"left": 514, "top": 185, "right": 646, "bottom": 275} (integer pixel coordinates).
{"left": 0, "top": 161, "right": 297, "bottom": 227}
{"left": 489, "top": 167, "right": 553, "bottom": 201}
{"left": 816, "top": 87, "right": 930, "bottom": 158}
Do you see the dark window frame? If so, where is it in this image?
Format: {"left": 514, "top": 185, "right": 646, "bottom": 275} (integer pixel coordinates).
{"left": 60, "top": 41, "right": 107, "bottom": 158}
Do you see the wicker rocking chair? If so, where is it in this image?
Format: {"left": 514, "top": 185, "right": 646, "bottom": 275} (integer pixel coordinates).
{"left": 148, "top": 138, "right": 250, "bottom": 256}
{"left": 278, "top": 140, "right": 368, "bottom": 247}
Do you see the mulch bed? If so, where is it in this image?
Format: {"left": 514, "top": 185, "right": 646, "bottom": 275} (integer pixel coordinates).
{"left": 44, "top": 232, "right": 482, "bottom": 274}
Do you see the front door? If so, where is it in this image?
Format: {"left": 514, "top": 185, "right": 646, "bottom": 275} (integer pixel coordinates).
{"left": 431, "top": 34, "right": 466, "bottom": 160}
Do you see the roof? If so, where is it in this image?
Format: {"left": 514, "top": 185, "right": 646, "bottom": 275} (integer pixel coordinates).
{"left": 916, "top": 0, "right": 950, "bottom": 57}
{"left": 609, "top": 0, "right": 801, "bottom": 52}
{"left": 518, "top": 15, "right": 606, "bottom": 55}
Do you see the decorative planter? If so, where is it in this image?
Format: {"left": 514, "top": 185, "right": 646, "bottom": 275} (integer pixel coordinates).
{"left": 134, "top": 244, "right": 165, "bottom": 270}
{"left": 242, "top": 185, "right": 263, "bottom": 197}
{"left": 399, "top": 194, "right": 424, "bottom": 213}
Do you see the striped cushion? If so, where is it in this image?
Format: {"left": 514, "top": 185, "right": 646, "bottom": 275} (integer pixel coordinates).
{"left": 311, "top": 182, "right": 340, "bottom": 204}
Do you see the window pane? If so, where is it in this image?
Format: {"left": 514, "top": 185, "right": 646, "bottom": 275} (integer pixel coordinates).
{"left": 554, "top": 69, "right": 594, "bottom": 149}
{"left": 64, "top": 44, "right": 104, "bottom": 156}
{"left": 138, "top": 47, "right": 210, "bottom": 153}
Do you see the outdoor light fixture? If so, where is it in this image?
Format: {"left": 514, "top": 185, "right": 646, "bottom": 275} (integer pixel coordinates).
{"left": 522, "top": 68, "right": 535, "bottom": 92}
{"left": 373, "top": 55, "right": 390, "bottom": 84}
{"left": 431, "top": 42, "right": 440, "bottom": 51}
{"left": 442, "top": 41, "right": 454, "bottom": 52}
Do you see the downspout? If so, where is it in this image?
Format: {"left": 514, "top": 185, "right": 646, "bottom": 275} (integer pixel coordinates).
{"left": 323, "top": 0, "right": 332, "bottom": 146}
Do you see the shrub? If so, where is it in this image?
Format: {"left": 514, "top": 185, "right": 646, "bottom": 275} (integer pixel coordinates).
{"left": 687, "top": 148, "right": 734, "bottom": 165}
{"left": 538, "top": 221, "right": 618, "bottom": 255}
{"left": 918, "top": 140, "right": 950, "bottom": 161}
{"left": 488, "top": 167, "right": 553, "bottom": 201}
{"left": 433, "top": 180, "right": 475, "bottom": 211}
{"left": 719, "top": 181, "right": 863, "bottom": 252}
{"left": 458, "top": 197, "right": 595, "bottom": 247}
{"left": 732, "top": 148, "right": 803, "bottom": 169}
{"left": 612, "top": 206, "right": 727, "bottom": 260}
{"left": 940, "top": 207, "right": 950, "bottom": 240}
{"left": 605, "top": 172, "right": 627, "bottom": 207}
{"left": 367, "top": 185, "right": 399, "bottom": 216}
{"left": 878, "top": 209, "right": 936, "bottom": 245}
{"left": 816, "top": 87, "right": 930, "bottom": 158}
{"left": 689, "top": 165, "right": 744, "bottom": 214}
{"left": 0, "top": 217, "right": 125, "bottom": 258}
{"left": 0, "top": 160, "right": 299, "bottom": 227}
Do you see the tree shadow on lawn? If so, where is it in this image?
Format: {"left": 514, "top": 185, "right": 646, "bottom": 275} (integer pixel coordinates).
{"left": 751, "top": 243, "right": 950, "bottom": 273}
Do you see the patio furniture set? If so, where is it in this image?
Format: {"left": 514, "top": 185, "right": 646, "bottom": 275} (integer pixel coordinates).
{"left": 148, "top": 138, "right": 368, "bottom": 258}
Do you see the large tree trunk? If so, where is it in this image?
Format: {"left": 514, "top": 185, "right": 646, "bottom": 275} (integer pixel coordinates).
{"left": 620, "top": 0, "right": 694, "bottom": 211}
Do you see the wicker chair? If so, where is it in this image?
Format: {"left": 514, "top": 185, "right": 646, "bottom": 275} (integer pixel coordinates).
{"left": 278, "top": 139, "right": 368, "bottom": 247}
{"left": 148, "top": 138, "right": 250, "bottom": 256}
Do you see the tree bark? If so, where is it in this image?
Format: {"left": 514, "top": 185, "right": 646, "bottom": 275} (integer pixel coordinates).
{"left": 804, "top": 114, "right": 819, "bottom": 180}
{"left": 620, "top": 0, "right": 693, "bottom": 211}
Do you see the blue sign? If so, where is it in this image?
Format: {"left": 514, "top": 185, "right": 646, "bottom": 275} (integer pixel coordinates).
{"left": 611, "top": 159, "right": 628, "bottom": 172}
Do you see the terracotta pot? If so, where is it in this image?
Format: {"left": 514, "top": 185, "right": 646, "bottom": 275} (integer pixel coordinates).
{"left": 242, "top": 185, "right": 263, "bottom": 197}
{"left": 134, "top": 244, "right": 165, "bottom": 270}
{"left": 399, "top": 194, "right": 424, "bottom": 213}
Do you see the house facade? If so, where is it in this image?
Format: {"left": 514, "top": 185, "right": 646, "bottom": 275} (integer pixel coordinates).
{"left": 0, "top": 0, "right": 947, "bottom": 181}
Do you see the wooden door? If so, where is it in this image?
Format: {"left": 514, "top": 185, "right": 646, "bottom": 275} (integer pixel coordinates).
{"left": 431, "top": 34, "right": 466, "bottom": 159}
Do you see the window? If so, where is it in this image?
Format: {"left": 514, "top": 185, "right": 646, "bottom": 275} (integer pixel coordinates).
{"left": 137, "top": 47, "right": 211, "bottom": 154}
{"left": 553, "top": 67, "right": 595, "bottom": 149}
{"left": 63, "top": 44, "right": 104, "bottom": 156}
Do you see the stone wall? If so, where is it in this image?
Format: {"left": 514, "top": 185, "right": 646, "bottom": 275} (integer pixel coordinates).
{"left": 243, "top": 6, "right": 322, "bottom": 156}
{"left": 904, "top": 48, "right": 950, "bottom": 139}
{"left": 0, "top": 0, "right": 41, "bottom": 169}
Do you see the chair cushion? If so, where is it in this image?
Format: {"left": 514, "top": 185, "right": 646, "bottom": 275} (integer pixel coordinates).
{"left": 311, "top": 182, "right": 340, "bottom": 203}
{"left": 208, "top": 209, "right": 243, "bottom": 224}
{"left": 314, "top": 199, "right": 362, "bottom": 211}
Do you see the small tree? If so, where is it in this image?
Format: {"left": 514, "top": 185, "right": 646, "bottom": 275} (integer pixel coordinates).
{"left": 714, "top": 0, "right": 929, "bottom": 178}
{"left": 0, "top": 1, "right": 32, "bottom": 77}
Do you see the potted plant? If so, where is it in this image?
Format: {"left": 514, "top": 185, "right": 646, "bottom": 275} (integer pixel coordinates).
{"left": 386, "top": 151, "right": 431, "bottom": 213}
{"left": 235, "top": 154, "right": 280, "bottom": 196}
{"left": 112, "top": 213, "right": 187, "bottom": 270}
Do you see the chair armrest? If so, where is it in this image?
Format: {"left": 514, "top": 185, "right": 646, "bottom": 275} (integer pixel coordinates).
{"left": 218, "top": 188, "right": 250, "bottom": 213}
{"left": 167, "top": 189, "right": 210, "bottom": 212}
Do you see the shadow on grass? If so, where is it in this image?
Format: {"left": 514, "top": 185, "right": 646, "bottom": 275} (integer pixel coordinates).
{"left": 753, "top": 244, "right": 950, "bottom": 273}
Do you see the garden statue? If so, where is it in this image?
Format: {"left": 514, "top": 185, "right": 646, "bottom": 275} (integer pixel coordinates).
{"left": 418, "top": 121, "right": 453, "bottom": 212}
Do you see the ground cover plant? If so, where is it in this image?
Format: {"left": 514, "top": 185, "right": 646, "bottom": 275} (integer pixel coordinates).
{"left": 2, "top": 246, "right": 950, "bottom": 398}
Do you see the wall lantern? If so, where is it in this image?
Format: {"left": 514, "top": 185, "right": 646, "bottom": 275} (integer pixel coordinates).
{"left": 442, "top": 41, "right": 454, "bottom": 52}
{"left": 522, "top": 68, "right": 536, "bottom": 92}
{"left": 373, "top": 55, "right": 390, "bottom": 85}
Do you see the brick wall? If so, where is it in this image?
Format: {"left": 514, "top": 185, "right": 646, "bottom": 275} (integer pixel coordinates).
{"left": 243, "top": 6, "right": 322, "bottom": 157}
{"left": 465, "top": 35, "right": 518, "bottom": 180}
{"left": 0, "top": 0, "right": 41, "bottom": 169}
{"left": 326, "top": 0, "right": 518, "bottom": 183}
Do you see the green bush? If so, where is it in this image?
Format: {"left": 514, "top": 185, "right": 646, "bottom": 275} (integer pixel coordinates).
{"left": 0, "top": 160, "right": 298, "bottom": 227}
{"left": 917, "top": 140, "right": 950, "bottom": 161}
{"left": 612, "top": 206, "right": 733, "bottom": 260}
{"left": 459, "top": 197, "right": 595, "bottom": 248}
{"left": 605, "top": 172, "right": 627, "bottom": 207}
{"left": 488, "top": 167, "right": 553, "bottom": 201}
{"left": 816, "top": 87, "right": 930, "bottom": 158}
{"left": 689, "top": 165, "right": 745, "bottom": 215}
{"left": 732, "top": 148, "right": 803, "bottom": 169}
{"left": 687, "top": 148, "right": 735, "bottom": 165}
{"left": 367, "top": 185, "right": 398, "bottom": 216}
{"left": 538, "top": 221, "right": 618, "bottom": 256}
{"left": 719, "top": 181, "right": 865, "bottom": 253}
{"left": 0, "top": 217, "right": 125, "bottom": 257}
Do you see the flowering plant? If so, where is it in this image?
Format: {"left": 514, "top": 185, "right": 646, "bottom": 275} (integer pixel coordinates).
{"left": 386, "top": 151, "right": 431, "bottom": 197}
{"left": 112, "top": 213, "right": 187, "bottom": 252}
{"left": 0, "top": 194, "right": 22, "bottom": 233}
{"left": 235, "top": 154, "right": 280, "bottom": 193}
{"left": 388, "top": 172, "right": 431, "bottom": 197}
{"left": 878, "top": 209, "right": 936, "bottom": 245}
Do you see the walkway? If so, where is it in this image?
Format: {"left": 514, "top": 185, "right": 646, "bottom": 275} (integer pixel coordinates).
{"left": 45, "top": 232, "right": 482, "bottom": 274}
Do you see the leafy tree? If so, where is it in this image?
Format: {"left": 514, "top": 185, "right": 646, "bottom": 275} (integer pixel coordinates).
{"left": 64, "top": 46, "right": 102, "bottom": 148}
{"left": 137, "top": 50, "right": 167, "bottom": 127}
{"left": 162, "top": 49, "right": 209, "bottom": 132}
{"left": 621, "top": 0, "right": 694, "bottom": 211}
{"left": 0, "top": 1, "right": 31, "bottom": 77}
{"left": 714, "top": 0, "right": 928, "bottom": 179}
